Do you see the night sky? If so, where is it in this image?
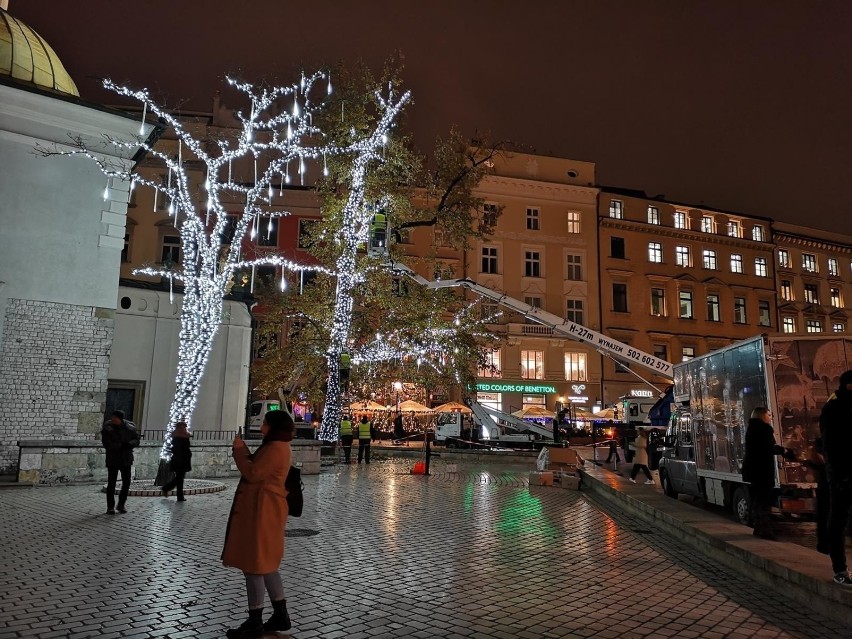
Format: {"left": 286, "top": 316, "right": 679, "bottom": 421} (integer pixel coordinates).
{"left": 12, "top": 0, "right": 852, "bottom": 234}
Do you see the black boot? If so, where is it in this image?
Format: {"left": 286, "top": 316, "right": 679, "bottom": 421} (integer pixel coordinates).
{"left": 263, "top": 598, "right": 291, "bottom": 632}
{"left": 226, "top": 608, "right": 263, "bottom": 638}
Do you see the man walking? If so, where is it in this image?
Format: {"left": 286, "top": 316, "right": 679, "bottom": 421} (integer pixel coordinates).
{"left": 357, "top": 415, "right": 372, "bottom": 464}
{"left": 101, "top": 410, "right": 140, "bottom": 514}
{"left": 820, "top": 370, "right": 852, "bottom": 586}
{"left": 340, "top": 414, "right": 354, "bottom": 464}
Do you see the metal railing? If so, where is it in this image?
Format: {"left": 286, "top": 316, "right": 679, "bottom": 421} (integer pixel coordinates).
{"left": 143, "top": 429, "right": 238, "bottom": 442}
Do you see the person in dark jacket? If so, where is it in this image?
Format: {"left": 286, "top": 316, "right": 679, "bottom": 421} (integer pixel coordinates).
{"left": 741, "top": 407, "right": 794, "bottom": 540}
{"left": 101, "top": 410, "right": 140, "bottom": 514}
{"left": 393, "top": 412, "right": 406, "bottom": 445}
{"left": 803, "top": 437, "right": 829, "bottom": 555}
{"left": 161, "top": 422, "right": 192, "bottom": 501}
{"left": 819, "top": 369, "right": 852, "bottom": 587}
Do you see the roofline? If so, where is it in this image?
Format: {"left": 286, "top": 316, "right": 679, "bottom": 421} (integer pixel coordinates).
{"left": 598, "top": 185, "right": 774, "bottom": 223}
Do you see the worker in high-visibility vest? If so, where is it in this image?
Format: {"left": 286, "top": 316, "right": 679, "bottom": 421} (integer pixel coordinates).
{"left": 339, "top": 414, "right": 354, "bottom": 464}
{"left": 357, "top": 415, "right": 373, "bottom": 464}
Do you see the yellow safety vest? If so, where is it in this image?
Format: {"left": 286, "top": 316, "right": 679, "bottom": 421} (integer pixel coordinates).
{"left": 358, "top": 421, "right": 372, "bottom": 439}
{"left": 340, "top": 420, "right": 353, "bottom": 436}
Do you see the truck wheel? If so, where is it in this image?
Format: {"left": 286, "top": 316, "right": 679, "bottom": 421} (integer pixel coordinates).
{"left": 661, "top": 471, "right": 678, "bottom": 499}
{"left": 732, "top": 487, "right": 750, "bottom": 525}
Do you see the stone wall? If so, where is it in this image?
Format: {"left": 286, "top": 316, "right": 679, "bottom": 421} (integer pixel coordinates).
{"left": 0, "top": 299, "right": 114, "bottom": 474}
{"left": 17, "top": 439, "right": 321, "bottom": 485}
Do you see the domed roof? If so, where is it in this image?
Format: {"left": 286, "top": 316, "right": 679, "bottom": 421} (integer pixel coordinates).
{"left": 0, "top": 7, "right": 79, "bottom": 97}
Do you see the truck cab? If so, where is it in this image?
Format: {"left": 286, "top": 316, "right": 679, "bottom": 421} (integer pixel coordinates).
{"left": 657, "top": 407, "right": 701, "bottom": 500}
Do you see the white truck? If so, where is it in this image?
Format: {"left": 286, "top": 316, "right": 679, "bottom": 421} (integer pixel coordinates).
{"left": 434, "top": 401, "right": 552, "bottom": 449}
{"left": 658, "top": 334, "right": 852, "bottom": 523}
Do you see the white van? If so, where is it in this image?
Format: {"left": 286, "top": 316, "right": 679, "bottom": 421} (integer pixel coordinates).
{"left": 246, "top": 400, "right": 281, "bottom": 438}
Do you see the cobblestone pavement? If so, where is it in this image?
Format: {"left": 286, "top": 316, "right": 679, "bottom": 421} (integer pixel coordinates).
{"left": 0, "top": 457, "right": 846, "bottom": 639}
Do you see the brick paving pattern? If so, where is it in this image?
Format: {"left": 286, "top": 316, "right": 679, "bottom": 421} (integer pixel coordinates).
{"left": 0, "top": 457, "right": 844, "bottom": 638}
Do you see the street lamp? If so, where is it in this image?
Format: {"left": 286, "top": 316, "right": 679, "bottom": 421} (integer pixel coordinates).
{"left": 393, "top": 381, "right": 402, "bottom": 410}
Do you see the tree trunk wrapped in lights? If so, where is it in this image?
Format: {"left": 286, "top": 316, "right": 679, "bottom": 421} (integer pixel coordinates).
{"left": 47, "top": 71, "right": 408, "bottom": 459}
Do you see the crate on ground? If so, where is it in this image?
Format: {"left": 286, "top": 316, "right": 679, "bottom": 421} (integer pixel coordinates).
{"left": 560, "top": 475, "right": 581, "bottom": 490}
{"left": 529, "top": 471, "right": 554, "bottom": 487}
{"left": 545, "top": 446, "right": 584, "bottom": 478}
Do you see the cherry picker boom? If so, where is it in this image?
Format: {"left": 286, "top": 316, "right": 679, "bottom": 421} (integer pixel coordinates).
{"left": 387, "top": 262, "right": 673, "bottom": 391}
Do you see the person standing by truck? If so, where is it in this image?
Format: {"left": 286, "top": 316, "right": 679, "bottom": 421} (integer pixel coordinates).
{"left": 742, "top": 407, "right": 795, "bottom": 540}
{"left": 819, "top": 369, "right": 852, "bottom": 587}
{"left": 629, "top": 428, "right": 654, "bottom": 484}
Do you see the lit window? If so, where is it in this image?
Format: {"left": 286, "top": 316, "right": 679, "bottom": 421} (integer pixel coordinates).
{"left": 804, "top": 284, "right": 819, "bottom": 304}
{"left": 565, "top": 299, "right": 584, "bottom": 325}
{"left": 679, "top": 291, "right": 694, "bottom": 319}
{"left": 831, "top": 287, "right": 842, "bottom": 307}
{"left": 707, "top": 294, "right": 720, "bottom": 322}
{"left": 703, "top": 250, "right": 717, "bottom": 270}
{"left": 730, "top": 254, "right": 743, "bottom": 273}
{"left": 755, "top": 257, "right": 768, "bottom": 277}
{"left": 648, "top": 242, "right": 663, "bottom": 263}
{"left": 566, "top": 211, "right": 581, "bottom": 234}
{"left": 524, "top": 251, "right": 541, "bottom": 277}
{"left": 701, "top": 216, "right": 714, "bottom": 233}
{"left": 828, "top": 258, "right": 839, "bottom": 277}
{"left": 752, "top": 225, "right": 765, "bottom": 242}
{"left": 521, "top": 350, "right": 544, "bottom": 380}
{"left": 650, "top": 288, "right": 666, "bottom": 317}
{"left": 682, "top": 346, "right": 695, "bottom": 361}
{"left": 526, "top": 207, "right": 540, "bottom": 231}
{"left": 609, "top": 200, "right": 624, "bottom": 219}
{"left": 806, "top": 319, "right": 822, "bottom": 333}
{"left": 161, "top": 235, "right": 181, "bottom": 265}
{"left": 802, "top": 253, "right": 817, "bottom": 272}
{"left": 674, "top": 211, "right": 687, "bottom": 229}
{"left": 478, "top": 348, "right": 502, "bottom": 378}
{"left": 758, "top": 300, "right": 771, "bottom": 327}
{"left": 782, "top": 317, "right": 796, "bottom": 333}
{"left": 778, "top": 249, "right": 790, "bottom": 268}
{"left": 564, "top": 352, "right": 588, "bottom": 382}
{"left": 647, "top": 206, "right": 660, "bottom": 225}
{"left": 613, "top": 283, "right": 628, "bottom": 313}
{"left": 734, "top": 297, "right": 747, "bottom": 324}
{"left": 675, "top": 245, "right": 691, "bottom": 267}
{"left": 728, "top": 221, "right": 741, "bottom": 237}
{"left": 566, "top": 254, "right": 583, "bottom": 280}
{"left": 481, "top": 246, "right": 498, "bottom": 274}
{"left": 833, "top": 322, "right": 846, "bottom": 333}
{"left": 781, "top": 280, "right": 793, "bottom": 301}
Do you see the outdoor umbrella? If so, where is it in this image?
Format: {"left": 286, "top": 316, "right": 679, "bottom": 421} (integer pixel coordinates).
{"left": 432, "top": 401, "right": 472, "bottom": 414}
{"left": 349, "top": 400, "right": 387, "bottom": 412}
{"left": 511, "top": 406, "right": 552, "bottom": 419}
{"left": 593, "top": 407, "right": 619, "bottom": 420}
{"left": 397, "top": 399, "right": 433, "bottom": 413}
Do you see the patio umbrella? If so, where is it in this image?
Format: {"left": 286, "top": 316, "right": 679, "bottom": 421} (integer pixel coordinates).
{"left": 593, "top": 407, "right": 618, "bottom": 420}
{"left": 572, "top": 408, "right": 595, "bottom": 420}
{"left": 349, "top": 400, "right": 387, "bottom": 412}
{"left": 432, "top": 401, "right": 472, "bottom": 414}
{"left": 397, "top": 399, "right": 433, "bottom": 413}
{"left": 511, "top": 406, "right": 552, "bottom": 419}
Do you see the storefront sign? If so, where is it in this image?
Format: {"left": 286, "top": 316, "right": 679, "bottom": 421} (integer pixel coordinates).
{"left": 630, "top": 389, "right": 654, "bottom": 398}
{"left": 475, "top": 381, "right": 557, "bottom": 394}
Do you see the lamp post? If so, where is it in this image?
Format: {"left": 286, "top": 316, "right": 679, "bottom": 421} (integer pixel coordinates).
{"left": 393, "top": 381, "right": 402, "bottom": 411}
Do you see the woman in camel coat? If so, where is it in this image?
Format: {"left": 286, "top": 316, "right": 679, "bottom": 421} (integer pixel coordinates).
{"left": 222, "top": 409, "right": 294, "bottom": 638}
{"left": 630, "top": 428, "right": 655, "bottom": 484}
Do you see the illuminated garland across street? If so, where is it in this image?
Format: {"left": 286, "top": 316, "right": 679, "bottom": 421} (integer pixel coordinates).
{"left": 60, "top": 72, "right": 408, "bottom": 458}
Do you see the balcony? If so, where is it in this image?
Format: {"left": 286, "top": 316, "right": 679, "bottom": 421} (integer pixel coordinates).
{"left": 508, "top": 323, "right": 554, "bottom": 337}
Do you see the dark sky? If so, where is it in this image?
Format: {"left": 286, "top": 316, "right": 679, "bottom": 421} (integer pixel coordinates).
{"left": 13, "top": 0, "right": 852, "bottom": 234}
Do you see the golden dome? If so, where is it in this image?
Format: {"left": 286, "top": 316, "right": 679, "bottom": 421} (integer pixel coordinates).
{"left": 0, "top": 7, "right": 79, "bottom": 97}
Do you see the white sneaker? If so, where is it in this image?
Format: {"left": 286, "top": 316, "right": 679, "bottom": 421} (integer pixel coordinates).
{"left": 645, "top": 480, "right": 655, "bottom": 485}
{"left": 629, "top": 478, "right": 636, "bottom": 483}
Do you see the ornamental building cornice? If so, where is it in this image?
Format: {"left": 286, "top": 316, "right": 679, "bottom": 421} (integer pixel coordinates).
{"left": 600, "top": 217, "right": 773, "bottom": 252}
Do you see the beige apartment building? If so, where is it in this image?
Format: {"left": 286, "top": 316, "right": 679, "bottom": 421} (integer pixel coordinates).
{"left": 597, "top": 188, "right": 777, "bottom": 405}
{"left": 773, "top": 222, "right": 852, "bottom": 335}
{"left": 453, "top": 152, "right": 601, "bottom": 416}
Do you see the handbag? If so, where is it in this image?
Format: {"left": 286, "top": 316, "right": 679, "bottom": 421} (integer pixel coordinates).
{"left": 285, "top": 465, "right": 304, "bottom": 517}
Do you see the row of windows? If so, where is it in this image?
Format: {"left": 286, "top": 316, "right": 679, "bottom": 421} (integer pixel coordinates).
{"left": 612, "top": 284, "right": 773, "bottom": 325}
{"left": 780, "top": 281, "right": 844, "bottom": 307}
{"left": 781, "top": 318, "right": 846, "bottom": 334}
{"left": 777, "top": 250, "right": 847, "bottom": 276}
{"left": 479, "top": 349, "right": 589, "bottom": 381}
{"left": 481, "top": 247, "right": 587, "bottom": 280}
{"left": 645, "top": 242, "right": 769, "bottom": 275}
{"left": 609, "top": 199, "right": 767, "bottom": 240}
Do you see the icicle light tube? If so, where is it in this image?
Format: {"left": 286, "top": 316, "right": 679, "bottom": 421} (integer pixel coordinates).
{"left": 62, "top": 72, "right": 408, "bottom": 459}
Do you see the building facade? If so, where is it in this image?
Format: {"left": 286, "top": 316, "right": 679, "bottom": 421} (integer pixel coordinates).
{"left": 597, "top": 188, "right": 777, "bottom": 405}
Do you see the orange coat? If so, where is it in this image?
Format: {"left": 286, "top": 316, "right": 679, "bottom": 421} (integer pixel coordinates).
{"left": 221, "top": 440, "right": 291, "bottom": 574}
